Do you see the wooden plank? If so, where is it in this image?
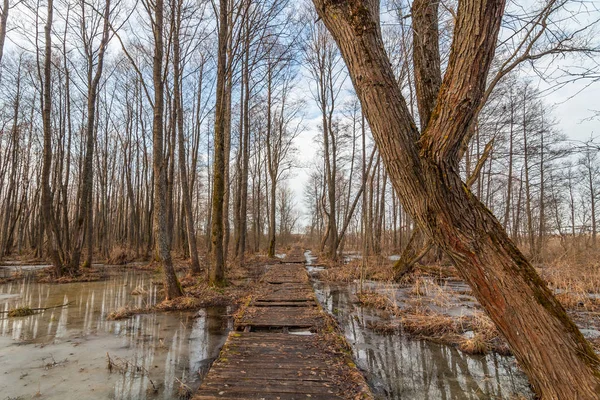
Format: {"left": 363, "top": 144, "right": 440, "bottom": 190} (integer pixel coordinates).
{"left": 195, "top": 392, "right": 342, "bottom": 400}
{"left": 237, "top": 306, "right": 320, "bottom": 328}
{"left": 252, "top": 301, "right": 317, "bottom": 307}
{"left": 194, "top": 250, "right": 371, "bottom": 400}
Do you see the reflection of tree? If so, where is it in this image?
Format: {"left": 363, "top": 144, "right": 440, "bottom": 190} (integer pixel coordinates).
{"left": 436, "top": 344, "right": 475, "bottom": 398}
{"left": 54, "top": 295, "right": 69, "bottom": 338}
{"left": 319, "top": 282, "right": 529, "bottom": 399}
{"left": 190, "top": 309, "right": 209, "bottom": 370}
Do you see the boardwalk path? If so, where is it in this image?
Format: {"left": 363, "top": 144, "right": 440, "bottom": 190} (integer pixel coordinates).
{"left": 194, "top": 247, "right": 372, "bottom": 400}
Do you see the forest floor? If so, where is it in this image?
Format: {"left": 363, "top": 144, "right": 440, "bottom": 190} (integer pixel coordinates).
{"left": 312, "top": 252, "right": 600, "bottom": 357}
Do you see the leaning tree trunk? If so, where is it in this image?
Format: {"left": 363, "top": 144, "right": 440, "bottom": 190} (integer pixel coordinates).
{"left": 392, "top": 228, "right": 432, "bottom": 280}
{"left": 394, "top": 137, "right": 494, "bottom": 281}
{"left": 312, "top": 0, "right": 600, "bottom": 397}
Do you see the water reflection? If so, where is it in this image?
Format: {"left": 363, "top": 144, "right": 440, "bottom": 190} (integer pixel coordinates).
{"left": 313, "top": 281, "right": 533, "bottom": 400}
{"left": 0, "top": 270, "right": 230, "bottom": 400}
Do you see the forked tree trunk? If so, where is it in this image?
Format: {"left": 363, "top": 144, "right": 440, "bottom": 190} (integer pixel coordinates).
{"left": 312, "top": 0, "right": 600, "bottom": 397}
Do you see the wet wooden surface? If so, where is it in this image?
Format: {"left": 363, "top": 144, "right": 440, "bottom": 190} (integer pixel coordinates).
{"left": 194, "top": 247, "right": 370, "bottom": 400}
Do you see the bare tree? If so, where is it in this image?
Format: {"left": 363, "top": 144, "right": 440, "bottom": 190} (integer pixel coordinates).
{"left": 311, "top": 0, "right": 600, "bottom": 397}
{"left": 68, "top": 0, "right": 112, "bottom": 273}
{"left": 0, "top": 0, "right": 8, "bottom": 66}
{"left": 172, "top": 0, "right": 200, "bottom": 274}
{"left": 210, "top": 0, "right": 229, "bottom": 286}
{"left": 149, "top": 0, "right": 183, "bottom": 298}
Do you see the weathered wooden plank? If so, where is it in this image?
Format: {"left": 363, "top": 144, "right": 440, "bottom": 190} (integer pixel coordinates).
{"left": 194, "top": 392, "right": 342, "bottom": 400}
{"left": 253, "top": 301, "right": 317, "bottom": 307}
{"left": 194, "top": 249, "right": 371, "bottom": 400}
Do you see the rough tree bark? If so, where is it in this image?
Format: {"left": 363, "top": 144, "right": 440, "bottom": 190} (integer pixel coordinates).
{"left": 0, "top": 0, "right": 8, "bottom": 67}
{"left": 312, "top": 0, "right": 600, "bottom": 397}
{"left": 210, "top": 0, "right": 229, "bottom": 286}
{"left": 394, "top": 138, "right": 494, "bottom": 280}
{"left": 151, "top": 0, "right": 183, "bottom": 299}
{"left": 40, "top": 0, "right": 66, "bottom": 274}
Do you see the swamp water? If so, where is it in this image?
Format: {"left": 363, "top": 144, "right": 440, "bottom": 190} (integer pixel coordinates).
{"left": 305, "top": 251, "right": 534, "bottom": 399}
{"left": 1, "top": 257, "right": 535, "bottom": 400}
{"left": 0, "top": 269, "right": 231, "bottom": 400}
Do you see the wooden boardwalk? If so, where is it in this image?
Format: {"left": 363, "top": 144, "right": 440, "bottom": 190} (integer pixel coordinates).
{"left": 194, "top": 247, "right": 372, "bottom": 400}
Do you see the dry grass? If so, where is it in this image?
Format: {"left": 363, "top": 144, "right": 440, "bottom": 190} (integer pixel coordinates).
{"left": 540, "top": 257, "right": 600, "bottom": 312}
{"left": 361, "top": 279, "right": 508, "bottom": 356}
{"left": 357, "top": 291, "right": 395, "bottom": 311}
{"left": 322, "top": 243, "right": 600, "bottom": 358}
{"left": 369, "top": 307, "right": 508, "bottom": 355}
{"left": 401, "top": 311, "right": 465, "bottom": 337}
{"left": 106, "top": 306, "right": 149, "bottom": 320}
{"left": 107, "top": 246, "right": 137, "bottom": 265}
{"left": 317, "top": 252, "right": 459, "bottom": 286}
{"left": 318, "top": 256, "right": 395, "bottom": 282}
{"left": 538, "top": 240, "right": 600, "bottom": 294}
{"left": 37, "top": 268, "right": 108, "bottom": 283}
{"left": 154, "top": 296, "right": 202, "bottom": 311}
{"left": 105, "top": 258, "right": 262, "bottom": 320}
{"left": 410, "top": 277, "right": 427, "bottom": 296}
{"left": 458, "top": 333, "right": 489, "bottom": 354}
{"left": 108, "top": 283, "right": 251, "bottom": 319}
{"left": 7, "top": 306, "right": 35, "bottom": 317}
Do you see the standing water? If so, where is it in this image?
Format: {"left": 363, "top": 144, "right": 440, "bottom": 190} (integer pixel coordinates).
{"left": 0, "top": 269, "right": 231, "bottom": 399}
{"left": 304, "top": 251, "right": 534, "bottom": 400}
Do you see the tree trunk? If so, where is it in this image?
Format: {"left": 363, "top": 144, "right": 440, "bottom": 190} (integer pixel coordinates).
{"left": 69, "top": 0, "right": 111, "bottom": 273}
{"left": 312, "top": 0, "right": 600, "bottom": 397}
{"left": 266, "top": 67, "right": 276, "bottom": 258}
{"left": 239, "top": 19, "right": 250, "bottom": 267}
{"left": 40, "top": 0, "right": 65, "bottom": 274}
{"left": 173, "top": 0, "right": 200, "bottom": 274}
{"left": 152, "top": 0, "right": 183, "bottom": 299}
{"left": 210, "top": 0, "right": 229, "bottom": 286}
{"left": 0, "top": 0, "right": 8, "bottom": 66}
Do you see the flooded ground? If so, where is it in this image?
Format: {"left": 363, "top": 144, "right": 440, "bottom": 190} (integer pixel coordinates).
{"left": 312, "top": 281, "right": 533, "bottom": 399}
{"left": 0, "top": 263, "right": 52, "bottom": 278}
{"left": 304, "top": 251, "right": 534, "bottom": 399}
{"left": 0, "top": 269, "right": 231, "bottom": 400}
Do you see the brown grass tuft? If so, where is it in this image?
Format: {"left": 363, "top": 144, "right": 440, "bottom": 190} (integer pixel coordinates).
{"left": 107, "top": 246, "right": 136, "bottom": 265}
{"left": 459, "top": 333, "right": 489, "bottom": 354}
{"left": 154, "top": 296, "right": 201, "bottom": 311}
{"left": 400, "top": 311, "right": 466, "bottom": 337}
{"left": 106, "top": 306, "right": 148, "bottom": 320}
{"left": 7, "top": 306, "right": 35, "bottom": 317}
